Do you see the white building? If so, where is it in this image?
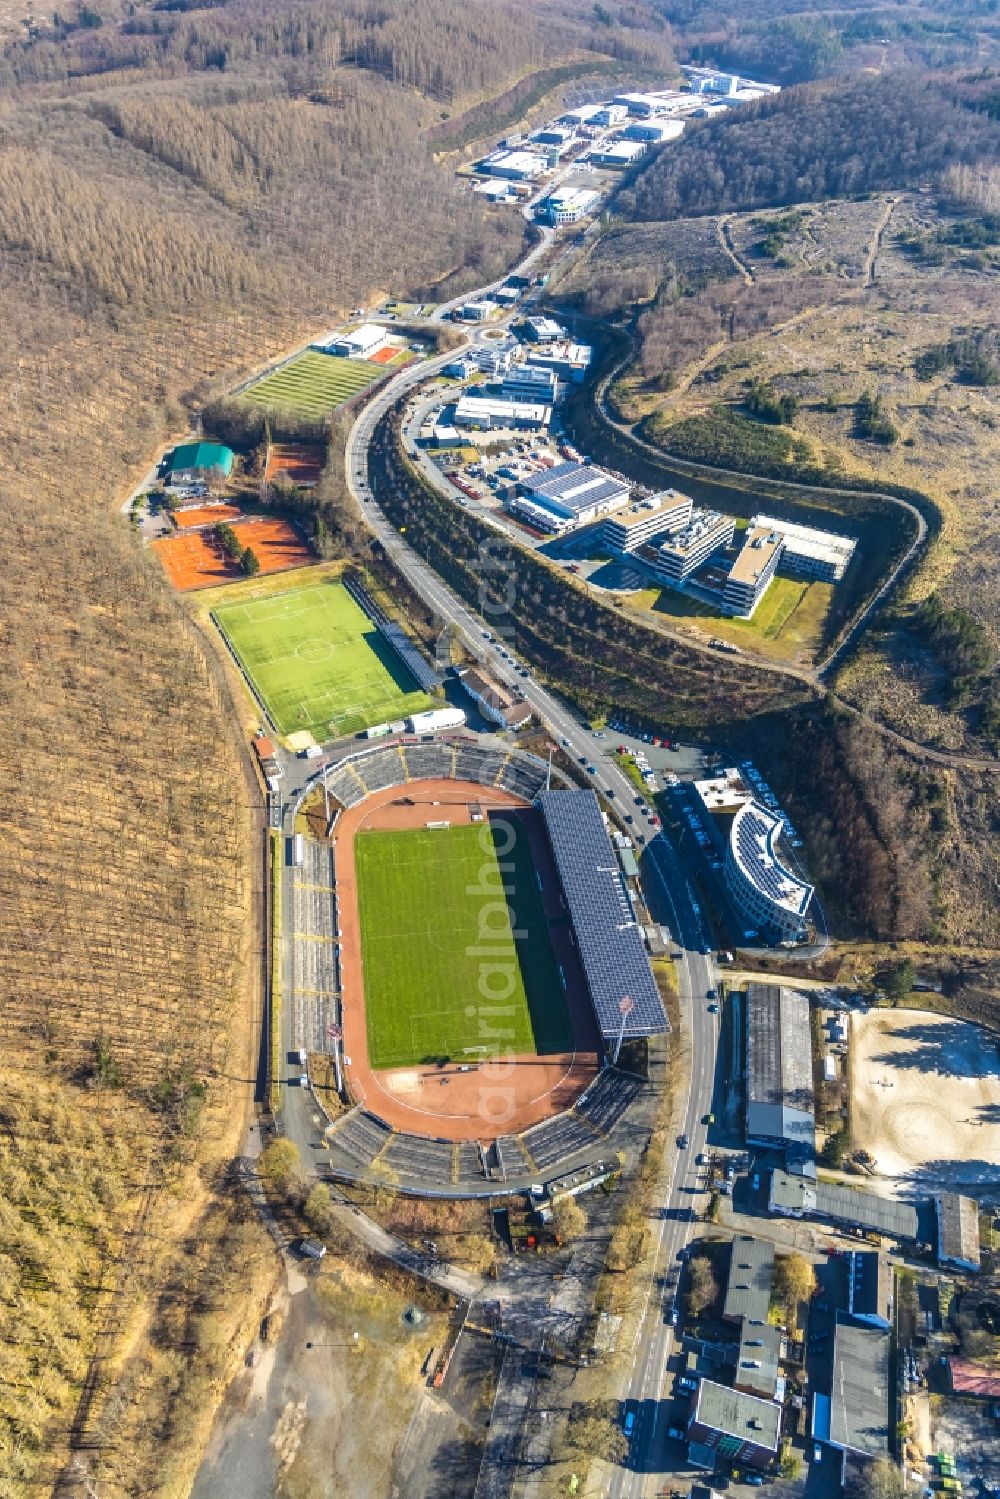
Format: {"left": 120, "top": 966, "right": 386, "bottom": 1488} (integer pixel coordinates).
{"left": 538, "top": 186, "right": 600, "bottom": 225}
{"left": 525, "top": 315, "right": 564, "bottom": 343}
{"left": 623, "top": 119, "right": 685, "bottom": 144}
{"left": 459, "top": 299, "right": 496, "bottom": 322}
{"left": 751, "top": 513, "right": 857, "bottom": 582}
{"left": 472, "top": 344, "right": 515, "bottom": 377}
{"left": 722, "top": 525, "right": 784, "bottom": 619}
{"left": 682, "top": 65, "right": 781, "bottom": 99}
{"left": 444, "top": 356, "right": 474, "bottom": 379}
{"left": 725, "top": 801, "right": 813, "bottom": 941}
{"left": 655, "top": 509, "right": 735, "bottom": 584}
{"left": 613, "top": 91, "right": 672, "bottom": 117}
{"left": 478, "top": 148, "right": 548, "bottom": 180}
{"left": 558, "top": 104, "right": 605, "bottom": 127}
{"left": 589, "top": 140, "right": 646, "bottom": 169}
{"left": 514, "top": 460, "right": 629, "bottom": 533}
{"left": 473, "top": 179, "right": 516, "bottom": 202}
{"left": 590, "top": 104, "right": 628, "bottom": 127}
{"left": 501, "top": 364, "right": 558, "bottom": 404}
{"left": 406, "top": 707, "right": 466, "bottom": 734}
{"left": 602, "top": 490, "right": 693, "bottom": 554}
{"left": 526, "top": 341, "right": 592, "bottom": 383}
{"left": 453, "top": 394, "right": 551, "bottom": 432}
{"left": 325, "top": 322, "right": 389, "bottom": 358}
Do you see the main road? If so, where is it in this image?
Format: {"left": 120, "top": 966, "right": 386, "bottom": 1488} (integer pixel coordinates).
{"left": 342, "top": 245, "right": 723, "bottom": 1497}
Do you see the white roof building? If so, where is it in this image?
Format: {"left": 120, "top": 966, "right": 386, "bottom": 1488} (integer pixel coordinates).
{"left": 324, "top": 322, "right": 388, "bottom": 358}
{"left": 478, "top": 149, "right": 549, "bottom": 180}
{"left": 518, "top": 461, "right": 629, "bottom": 529}
{"left": 453, "top": 395, "right": 551, "bottom": 432}
{"left": 589, "top": 139, "right": 646, "bottom": 169}
{"left": 525, "top": 315, "right": 564, "bottom": 343}
{"left": 725, "top": 802, "right": 814, "bottom": 941}
{"left": 751, "top": 513, "right": 857, "bottom": 582}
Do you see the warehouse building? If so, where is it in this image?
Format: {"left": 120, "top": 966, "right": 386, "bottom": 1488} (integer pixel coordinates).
{"left": 589, "top": 139, "right": 646, "bottom": 169}
{"left": 623, "top": 118, "right": 685, "bottom": 143}
{"left": 501, "top": 363, "right": 558, "bottom": 404}
{"left": 538, "top": 185, "right": 600, "bottom": 224}
{"left": 725, "top": 801, "right": 814, "bottom": 942}
{"left": 655, "top": 508, "right": 735, "bottom": 584}
{"left": 845, "top": 1251, "right": 894, "bottom": 1330}
{"left": 815, "top": 1319, "right": 890, "bottom": 1461}
{"left": 936, "top": 1192, "right": 981, "bottom": 1272}
{"left": 722, "top": 525, "right": 784, "bottom": 618}
{"left": 325, "top": 323, "right": 389, "bottom": 358}
{"left": 514, "top": 461, "right": 629, "bottom": 532}
{"left": 768, "top": 1170, "right": 922, "bottom": 1243}
{"left": 478, "top": 148, "right": 548, "bottom": 180}
{"left": 166, "top": 441, "right": 234, "bottom": 487}
{"left": 558, "top": 104, "right": 605, "bottom": 127}
{"left": 532, "top": 124, "right": 576, "bottom": 149}
{"left": 745, "top": 984, "right": 815, "bottom": 1170}
{"left": 613, "top": 91, "right": 673, "bottom": 117}
{"left": 453, "top": 395, "right": 551, "bottom": 432}
{"left": 602, "top": 490, "right": 693, "bottom": 555}
{"left": 473, "top": 179, "right": 517, "bottom": 203}
{"left": 751, "top": 513, "right": 857, "bottom": 582}
{"left": 687, "top": 1381, "right": 781, "bottom": 1473}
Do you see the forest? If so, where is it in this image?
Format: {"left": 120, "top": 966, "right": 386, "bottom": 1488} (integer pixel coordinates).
{"left": 617, "top": 71, "right": 1000, "bottom": 219}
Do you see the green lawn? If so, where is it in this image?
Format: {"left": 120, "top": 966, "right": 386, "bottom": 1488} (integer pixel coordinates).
{"left": 242, "top": 350, "right": 383, "bottom": 418}
{"left": 212, "top": 580, "right": 433, "bottom": 738}
{"left": 355, "top": 821, "right": 572, "bottom": 1070}
{"left": 631, "top": 574, "right": 833, "bottom": 662}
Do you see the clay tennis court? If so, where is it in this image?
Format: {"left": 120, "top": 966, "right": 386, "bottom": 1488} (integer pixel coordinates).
{"left": 172, "top": 503, "right": 244, "bottom": 531}
{"left": 334, "top": 779, "right": 600, "bottom": 1139}
{"left": 366, "top": 345, "right": 399, "bottom": 366}
{"left": 154, "top": 517, "right": 314, "bottom": 591}
{"left": 264, "top": 444, "right": 324, "bottom": 486}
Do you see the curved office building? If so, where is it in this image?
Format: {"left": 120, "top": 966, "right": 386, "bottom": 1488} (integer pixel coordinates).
{"left": 724, "top": 801, "right": 814, "bottom": 941}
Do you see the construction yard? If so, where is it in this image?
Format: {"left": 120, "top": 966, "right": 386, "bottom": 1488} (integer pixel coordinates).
{"left": 851, "top": 1007, "right": 1000, "bottom": 1193}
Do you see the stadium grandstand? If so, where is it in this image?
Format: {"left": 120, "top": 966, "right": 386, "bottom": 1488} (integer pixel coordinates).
{"left": 536, "top": 789, "right": 667, "bottom": 1044}
{"left": 342, "top": 572, "right": 440, "bottom": 693}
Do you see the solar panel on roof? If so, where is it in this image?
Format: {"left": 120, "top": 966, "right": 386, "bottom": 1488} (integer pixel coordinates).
{"left": 536, "top": 790, "right": 667, "bottom": 1040}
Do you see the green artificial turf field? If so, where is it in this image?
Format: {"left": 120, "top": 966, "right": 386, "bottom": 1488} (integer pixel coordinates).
{"left": 355, "top": 820, "right": 572, "bottom": 1069}
{"left": 242, "top": 350, "right": 382, "bottom": 418}
{"left": 212, "top": 580, "right": 433, "bottom": 738}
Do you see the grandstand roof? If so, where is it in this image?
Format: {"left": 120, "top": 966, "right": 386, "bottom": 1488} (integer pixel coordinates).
{"left": 536, "top": 790, "right": 666, "bottom": 1040}
{"left": 731, "top": 801, "right": 814, "bottom": 920}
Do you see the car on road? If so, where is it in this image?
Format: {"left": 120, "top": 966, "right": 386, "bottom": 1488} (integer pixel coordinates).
{"left": 708, "top": 1003, "right": 719, "bottom": 1013}
{"left": 752, "top": 1173, "right": 761, "bottom": 1192}
{"left": 696, "top": 1152, "right": 708, "bottom": 1165}
{"left": 706, "top": 987, "right": 717, "bottom": 999}
{"left": 703, "top": 1113, "right": 715, "bottom": 1125}
{"left": 578, "top": 756, "right": 587, "bottom": 765}
{"left": 677, "top": 1133, "right": 689, "bottom": 1149}
{"left": 667, "top": 1424, "right": 684, "bottom": 1441}
{"left": 560, "top": 738, "right": 570, "bottom": 747}
{"left": 586, "top": 764, "right": 597, "bottom": 775}
{"left": 623, "top": 1410, "right": 636, "bottom": 1437}
{"left": 624, "top": 814, "right": 633, "bottom": 823}
{"left": 669, "top": 1309, "right": 679, "bottom": 1327}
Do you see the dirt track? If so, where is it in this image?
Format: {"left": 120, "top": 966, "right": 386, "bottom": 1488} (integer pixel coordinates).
{"left": 334, "top": 779, "right": 600, "bottom": 1141}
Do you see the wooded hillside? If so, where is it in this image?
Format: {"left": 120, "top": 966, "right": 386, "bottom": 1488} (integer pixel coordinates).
{"left": 0, "top": 0, "right": 676, "bottom": 1491}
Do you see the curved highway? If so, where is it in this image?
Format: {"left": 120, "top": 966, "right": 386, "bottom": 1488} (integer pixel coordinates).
{"left": 341, "top": 244, "right": 727, "bottom": 1495}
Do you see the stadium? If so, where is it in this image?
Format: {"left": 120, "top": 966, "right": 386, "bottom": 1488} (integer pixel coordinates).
{"left": 290, "top": 736, "right": 668, "bottom": 1195}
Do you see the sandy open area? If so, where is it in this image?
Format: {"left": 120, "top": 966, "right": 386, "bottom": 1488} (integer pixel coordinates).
{"left": 851, "top": 1008, "right": 1000, "bottom": 1193}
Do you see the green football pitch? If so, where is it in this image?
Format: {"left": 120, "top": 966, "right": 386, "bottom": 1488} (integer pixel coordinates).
{"left": 212, "top": 580, "right": 433, "bottom": 738}
{"left": 242, "top": 350, "right": 382, "bottom": 419}
{"left": 355, "top": 821, "right": 573, "bottom": 1070}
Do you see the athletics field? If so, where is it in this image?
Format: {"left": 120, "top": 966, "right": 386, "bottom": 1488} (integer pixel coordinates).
{"left": 212, "top": 579, "right": 433, "bottom": 738}
{"left": 355, "top": 820, "right": 572, "bottom": 1070}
